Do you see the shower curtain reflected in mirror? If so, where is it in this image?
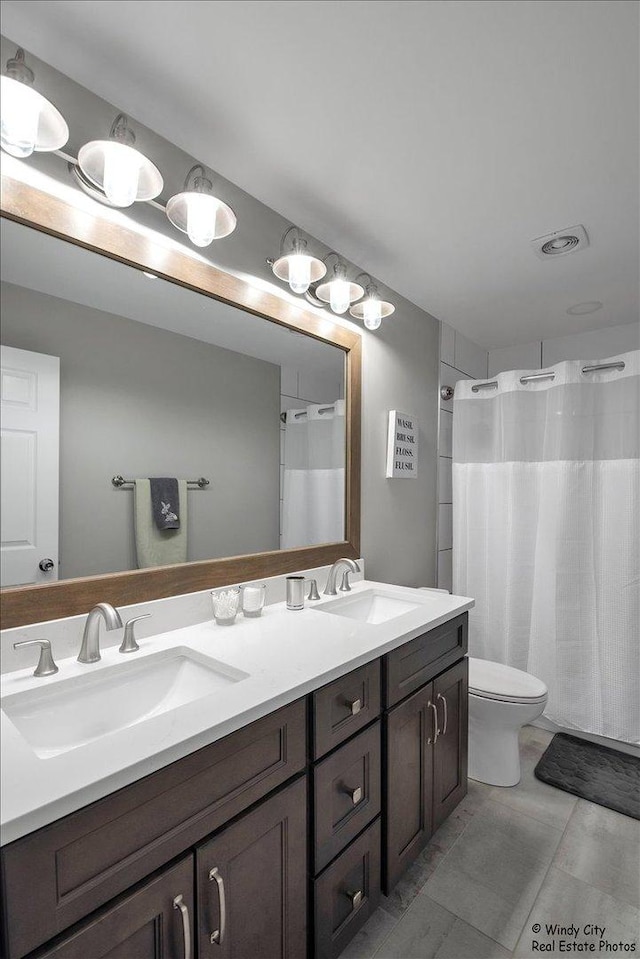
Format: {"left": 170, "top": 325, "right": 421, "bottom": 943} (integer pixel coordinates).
{"left": 453, "top": 351, "right": 640, "bottom": 744}
{"left": 281, "top": 400, "right": 345, "bottom": 549}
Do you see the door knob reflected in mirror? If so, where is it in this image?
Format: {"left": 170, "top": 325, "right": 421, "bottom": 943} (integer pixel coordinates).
{"left": 39, "top": 558, "right": 55, "bottom": 572}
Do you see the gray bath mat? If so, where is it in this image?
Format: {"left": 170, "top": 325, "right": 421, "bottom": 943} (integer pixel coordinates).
{"left": 534, "top": 733, "right": 640, "bottom": 820}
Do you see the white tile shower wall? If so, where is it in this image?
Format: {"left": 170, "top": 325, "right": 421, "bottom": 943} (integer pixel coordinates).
{"left": 489, "top": 322, "right": 640, "bottom": 376}
{"left": 0, "top": 560, "right": 366, "bottom": 675}
{"left": 438, "top": 323, "right": 488, "bottom": 591}
{"left": 279, "top": 365, "right": 345, "bottom": 546}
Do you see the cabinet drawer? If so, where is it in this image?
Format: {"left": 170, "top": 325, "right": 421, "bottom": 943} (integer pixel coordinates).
{"left": 384, "top": 613, "right": 468, "bottom": 708}
{"left": 313, "top": 818, "right": 381, "bottom": 959}
{"left": 29, "top": 855, "right": 194, "bottom": 959}
{"left": 1, "top": 699, "right": 306, "bottom": 959}
{"left": 312, "top": 659, "right": 381, "bottom": 760}
{"left": 313, "top": 721, "right": 381, "bottom": 873}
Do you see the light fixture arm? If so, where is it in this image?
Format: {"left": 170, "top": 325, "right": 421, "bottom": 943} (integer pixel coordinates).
{"left": 354, "top": 272, "right": 378, "bottom": 297}
{"left": 183, "top": 163, "right": 213, "bottom": 193}
{"left": 5, "top": 47, "right": 34, "bottom": 85}
{"left": 322, "top": 252, "right": 350, "bottom": 280}
{"left": 109, "top": 113, "right": 135, "bottom": 146}
{"left": 280, "top": 225, "right": 310, "bottom": 255}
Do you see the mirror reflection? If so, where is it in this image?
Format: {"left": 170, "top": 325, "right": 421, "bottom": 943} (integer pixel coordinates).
{"left": 0, "top": 219, "right": 346, "bottom": 587}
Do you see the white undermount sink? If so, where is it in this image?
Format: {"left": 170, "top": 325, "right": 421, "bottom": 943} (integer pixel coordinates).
{"left": 2, "top": 647, "right": 249, "bottom": 759}
{"left": 317, "top": 589, "right": 421, "bottom": 625}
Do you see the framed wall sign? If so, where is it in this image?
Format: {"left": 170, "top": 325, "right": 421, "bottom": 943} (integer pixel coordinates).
{"left": 386, "top": 410, "right": 418, "bottom": 478}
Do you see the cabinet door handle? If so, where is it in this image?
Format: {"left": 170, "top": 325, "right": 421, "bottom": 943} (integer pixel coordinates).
{"left": 347, "top": 697, "right": 362, "bottom": 716}
{"left": 426, "top": 701, "right": 440, "bottom": 744}
{"left": 209, "top": 866, "right": 227, "bottom": 945}
{"left": 173, "top": 894, "right": 192, "bottom": 959}
{"left": 437, "top": 692, "right": 448, "bottom": 735}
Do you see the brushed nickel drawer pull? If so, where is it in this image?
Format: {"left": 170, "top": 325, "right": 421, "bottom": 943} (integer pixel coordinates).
{"left": 346, "top": 785, "right": 363, "bottom": 805}
{"left": 347, "top": 697, "right": 362, "bottom": 716}
{"left": 173, "top": 894, "right": 192, "bottom": 959}
{"left": 426, "top": 701, "right": 440, "bottom": 744}
{"left": 437, "top": 692, "right": 448, "bottom": 735}
{"left": 209, "top": 867, "right": 227, "bottom": 945}
{"left": 347, "top": 889, "right": 363, "bottom": 910}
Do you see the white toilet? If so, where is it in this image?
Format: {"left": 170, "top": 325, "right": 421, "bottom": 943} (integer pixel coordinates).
{"left": 468, "top": 658, "right": 548, "bottom": 787}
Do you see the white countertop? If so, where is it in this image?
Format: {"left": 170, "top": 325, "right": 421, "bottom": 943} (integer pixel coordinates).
{"left": 0, "top": 581, "right": 473, "bottom": 845}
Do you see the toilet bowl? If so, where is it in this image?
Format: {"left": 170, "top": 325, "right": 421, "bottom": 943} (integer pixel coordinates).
{"left": 468, "top": 658, "right": 548, "bottom": 787}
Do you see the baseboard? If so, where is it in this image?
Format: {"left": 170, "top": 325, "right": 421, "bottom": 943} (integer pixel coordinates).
{"left": 533, "top": 718, "right": 640, "bottom": 759}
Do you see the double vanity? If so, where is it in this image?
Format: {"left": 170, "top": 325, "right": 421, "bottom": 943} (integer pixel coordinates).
{"left": 0, "top": 578, "right": 472, "bottom": 959}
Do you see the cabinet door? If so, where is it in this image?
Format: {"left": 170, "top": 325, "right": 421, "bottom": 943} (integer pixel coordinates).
{"left": 383, "top": 682, "right": 435, "bottom": 893}
{"left": 433, "top": 658, "right": 468, "bottom": 830}
{"left": 196, "top": 777, "right": 307, "bottom": 959}
{"left": 35, "top": 856, "right": 194, "bottom": 959}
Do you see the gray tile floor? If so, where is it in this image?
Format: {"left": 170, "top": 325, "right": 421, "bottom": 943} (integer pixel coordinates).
{"left": 339, "top": 726, "right": 640, "bottom": 959}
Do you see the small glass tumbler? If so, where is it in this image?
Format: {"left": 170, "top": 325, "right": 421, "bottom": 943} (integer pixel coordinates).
{"left": 241, "top": 583, "right": 266, "bottom": 618}
{"left": 211, "top": 587, "right": 240, "bottom": 626}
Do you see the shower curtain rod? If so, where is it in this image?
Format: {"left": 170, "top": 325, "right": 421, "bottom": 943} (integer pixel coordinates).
{"left": 465, "top": 360, "right": 626, "bottom": 394}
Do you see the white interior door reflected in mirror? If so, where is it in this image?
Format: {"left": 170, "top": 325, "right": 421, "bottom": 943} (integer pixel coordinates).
{"left": 0, "top": 345, "right": 59, "bottom": 586}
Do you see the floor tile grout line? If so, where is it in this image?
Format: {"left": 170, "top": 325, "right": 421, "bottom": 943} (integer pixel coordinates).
{"left": 486, "top": 782, "right": 579, "bottom": 832}
{"left": 417, "top": 790, "right": 567, "bottom": 954}
{"left": 369, "top": 790, "right": 492, "bottom": 959}
{"left": 510, "top": 797, "right": 584, "bottom": 955}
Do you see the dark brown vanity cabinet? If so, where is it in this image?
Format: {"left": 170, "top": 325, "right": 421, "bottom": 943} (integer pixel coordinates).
{"left": 432, "top": 659, "right": 468, "bottom": 830}
{"left": 1, "top": 701, "right": 307, "bottom": 959}
{"left": 1, "top": 613, "right": 469, "bottom": 959}
{"left": 196, "top": 777, "right": 307, "bottom": 959}
{"left": 310, "top": 664, "right": 382, "bottom": 959}
{"left": 28, "top": 856, "right": 195, "bottom": 959}
{"left": 383, "top": 654, "right": 469, "bottom": 893}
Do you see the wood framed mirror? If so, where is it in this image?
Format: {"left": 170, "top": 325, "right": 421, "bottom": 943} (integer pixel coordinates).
{"left": 0, "top": 173, "right": 361, "bottom": 628}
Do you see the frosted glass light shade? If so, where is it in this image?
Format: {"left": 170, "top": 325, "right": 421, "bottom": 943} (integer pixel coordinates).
{"left": 272, "top": 252, "right": 326, "bottom": 293}
{"left": 316, "top": 275, "right": 364, "bottom": 315}
{"left": 78, "top": 139, "right": 163, "bottom": 208}
{"left": 1, "top": 76, "right": 68, "bottom": 158}
{"left": 166, "top": 190, "right": 237, "bottom": 245}
{"left": 350, "top": 295, "right": 395, "bottom": 328}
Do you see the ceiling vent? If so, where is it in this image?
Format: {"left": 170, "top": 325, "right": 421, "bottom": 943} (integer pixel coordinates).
{"left": 531, "top": 225, "right": 589, "bottom": 260}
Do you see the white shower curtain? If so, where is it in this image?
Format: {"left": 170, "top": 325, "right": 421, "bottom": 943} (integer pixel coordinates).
{"left": 281, "top": 400, "right": 345, "bottom": 549}
{"left": 453, "top": 351, "right": 640, "bottom": 743}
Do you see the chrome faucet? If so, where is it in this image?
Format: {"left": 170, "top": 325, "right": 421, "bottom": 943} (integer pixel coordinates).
{"left": 324, "top": 558, "right": 361, "bottom": 596}
{"left": 78, "top": 603, "right": 123, "bottom": 663}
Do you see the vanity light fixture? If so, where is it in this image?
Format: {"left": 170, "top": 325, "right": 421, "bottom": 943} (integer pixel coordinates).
{"left": 271, "top": 226, "right": 327, "bottom": 294}
{"left": 315, "top": 254, "right": 364, "bottom": 315}
{"left": 1, "top": 48, "right": 69, "bottom": 158}
{"left": 349, "top": 273, "right": 395, "bottom": 330}
{"left": 166, "top": 164, "right": 237, "bottom": 246}
{"left": 77, "top": 113, "right": 163, "bottom": 208}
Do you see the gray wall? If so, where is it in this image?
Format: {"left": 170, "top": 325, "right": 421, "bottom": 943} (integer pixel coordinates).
{"left": 1, "top": 282, "right": 281, "bottom": 579}
{"left": 0, "top": 34, "right": 441, "bottom": 589}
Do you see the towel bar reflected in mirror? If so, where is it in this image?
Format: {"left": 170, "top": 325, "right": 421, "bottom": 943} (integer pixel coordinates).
{"left": 112, "top": 475, "right": 210, "bottom": 489}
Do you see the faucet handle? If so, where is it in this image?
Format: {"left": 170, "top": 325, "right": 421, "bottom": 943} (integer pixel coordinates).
{"left": 119, "top": 614, "right": 151, "bottom": 654}
{"left": 339, "top": 570, "right": 354, "bottom": 593}
{"left": 13, "top": 639, "right": 59, "bottom": 677}
{"left": 306, "top": 579, "right": 321, "bottom": 601}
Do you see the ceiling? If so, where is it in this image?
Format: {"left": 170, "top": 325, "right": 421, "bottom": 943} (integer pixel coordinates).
{"left": 2, "top": 0, "right": 638, "bottom": 349}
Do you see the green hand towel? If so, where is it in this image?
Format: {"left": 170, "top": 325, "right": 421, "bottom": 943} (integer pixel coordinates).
{"left": 134, "top": 479, "right": 188, "bottom": 568}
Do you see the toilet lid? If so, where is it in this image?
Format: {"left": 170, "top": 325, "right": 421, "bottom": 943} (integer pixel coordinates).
{"left": 469, "top": 658, "right": 548, "bottom": 703}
